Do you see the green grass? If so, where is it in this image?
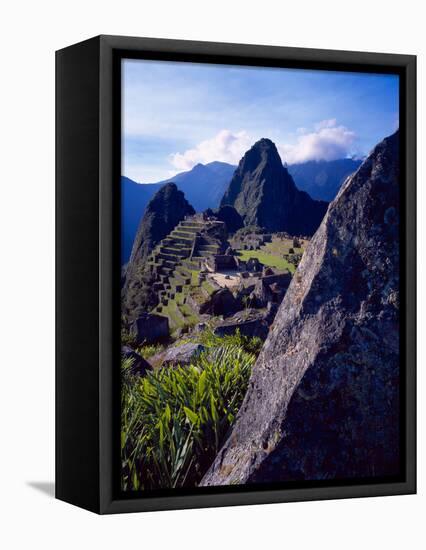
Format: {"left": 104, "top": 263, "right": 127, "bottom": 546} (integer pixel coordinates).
{"left": 235, "top": 237, "right": 306, "bottom": 273}
{"left": 179, "top": 303, "right": 199, "bottom": 325}
{"left": 236, "top": 249, "right": 295, "bottom": 272}
{"left": 189, "top": 286, "right": 208, "bottom": 306}
{"left": 190, "top": 269, "right": 200, "bottom": 286}
{"left": 174, "top": 291, "right": 185, "bottom": 305}
{"left": 201, "top": 280, "right": 216, "bottom": 295}
{"left": 136, "top": 342, "right": 165, "bottom": 359}
{"left": 262, "top": 238, "right": 303, "bottom": 256}
{"left": 161, "top": 299, "right": 185, "bottom": 329}
{"left": 196, "top": 328, "right": 263, "bottom": 355}
{"left": 121, "top": 337, "right": 257, "bottom": 491}
{"left": 161, "top": 293, "right": 200, "bottom": 333}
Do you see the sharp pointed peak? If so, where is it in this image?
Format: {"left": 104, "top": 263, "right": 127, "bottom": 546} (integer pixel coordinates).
{"left": 253, "top": 137, "right": 276, "bottom": 147}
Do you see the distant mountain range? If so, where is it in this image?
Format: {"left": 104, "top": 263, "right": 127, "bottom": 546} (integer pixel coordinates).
{"left": 159, "top": 161, "right": 236, "bottom": 211}
{"left": 121, "top": 157, "right": 361, "bottom": 264}
{"left": 288, "top": 158, "right": 362, "bottom": 201}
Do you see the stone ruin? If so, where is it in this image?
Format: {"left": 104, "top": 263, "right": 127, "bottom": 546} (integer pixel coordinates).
{"left": 130, "top": 214, "right": 300, "bottom": 342}
{"left": 204, "top": 254, "right": 238, "bottom": 272}
{"left": 232, "top": 232, "right": 272, "bottom": 251}
{"left": 198, "top": 247, "right": 294, "bottom": 339}
{"left": 146, "top": 216, "right": 226, "bottom": 308}
{"left": 130, "top": 312, "right": 169, "bottom": 344}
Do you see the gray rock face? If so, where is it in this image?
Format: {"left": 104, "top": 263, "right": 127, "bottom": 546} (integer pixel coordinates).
{"left": 202, "top": 131, "right": 400, "bottom": 486}
{"left": 159, "top": 343, "right": 206, "bottom": 368}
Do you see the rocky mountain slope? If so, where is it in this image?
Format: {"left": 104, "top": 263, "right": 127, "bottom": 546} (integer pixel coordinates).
{"left": 122, "top": 183, "right": 195, "bottom": 318}
{"left": 205, "top": 205, "right": 244, "bottom": 234}
{"left": 165, "top": 161, "right": 236, "bottom": 211}
{"left": 121, "top": 162, "right": 234, "bottom": 263}
{"left": 128, "top": 182, "right": 195, "bottom": 267}
{"left": 121, "top": 177, "right": 161, "bottom": 264}
{"left": 202, "top": 130, "right": 400, "bottom": 486}
{"left": 220, "top": 138, "right": 328, "bottom": 234}
{"left": 121, "top": 158, "right": 360, "bottom": 263}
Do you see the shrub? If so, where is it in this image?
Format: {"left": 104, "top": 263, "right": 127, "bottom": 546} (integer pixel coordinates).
{"left": 121, "top": 328, "right": 136, "bottom": 347}
{"left": 196, "top": 328, "right": 263, "bottom": 355}
{"left": 136, "top": 342, "right": 165, "bottom": 359}
{"left": 121, "top": 341, "right": 257, "bottom": 491}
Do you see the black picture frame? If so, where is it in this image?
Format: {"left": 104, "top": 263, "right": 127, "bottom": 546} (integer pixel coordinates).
{"left": 56, "top": 35, "right": 416, "bottom": 514}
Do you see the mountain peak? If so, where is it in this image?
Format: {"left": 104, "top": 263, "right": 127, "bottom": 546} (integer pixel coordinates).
{"left": 252, "top": 137, "right": 278, "bottom": 150}
{"left": 122, "top": 182, "right": 195, "bottom": 318}
{"left": 128, "top": 182, "right": 195, "bottom": 266}
{"left": 221, "top": 139, "right": 328, "bottom": 234}
{"left": 239, "top": 138, "right": 282, "bottom": 172}
{"left": 156, "top": 181, "right": 178, "bottom": 195}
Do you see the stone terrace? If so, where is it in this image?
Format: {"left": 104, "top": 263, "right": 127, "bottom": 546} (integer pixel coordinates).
{"left": 146, "top": 217, "right": 225, "bottom": 331}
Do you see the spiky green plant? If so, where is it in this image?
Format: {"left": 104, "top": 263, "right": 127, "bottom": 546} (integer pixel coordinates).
{"left": 121, "top": 342, "right": 256, "bottom": 491}
{"left": 196, "top": 328, "right": 263, "bottom": 355}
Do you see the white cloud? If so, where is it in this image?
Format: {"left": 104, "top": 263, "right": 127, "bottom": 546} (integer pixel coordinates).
{"left": 168, "top": 121, "right": 357, "bottom": 172}
{"left": 278, "top": 120, "right": 356, "bottom": 164}
{"left": 314, "top": 118, "right": 337, "bottom": 131}
{"left": 170, "top": 130, "right": 253, "bottom": 171}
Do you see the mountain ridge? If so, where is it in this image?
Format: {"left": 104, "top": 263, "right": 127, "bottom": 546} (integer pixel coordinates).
{"left": 288, "top": 158, "right": 363, "bottom": 201}
{"left": 220, "top": 138, "right": 328, "bottom": 235}
{"left": 122, "top": 182, "right": 196, "bottom": 319}
{"left": 121, "top": 156, "right": 362, "bottom": 263}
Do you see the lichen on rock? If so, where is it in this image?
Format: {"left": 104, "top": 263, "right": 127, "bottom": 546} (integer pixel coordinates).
{"left": 201, "top": 130, "right": 400, "bottom": 486}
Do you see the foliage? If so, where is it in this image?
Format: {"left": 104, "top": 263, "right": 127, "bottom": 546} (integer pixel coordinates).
{"left": 136, "top": 342, "right": 165, "bottom": 360}
{"left": 122, "top": 266, "right": 159, "bottom": 320}
{"left": 121, "top": 328, "right": 137, "bottom": 348}
{"left": 121, "top": 340, "right": 257, "bottom": 491}
{"left": 195, "top": 328, "right": 263, "bottom": 355}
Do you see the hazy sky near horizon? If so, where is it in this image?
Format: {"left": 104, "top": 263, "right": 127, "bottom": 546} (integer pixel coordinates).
{"left": 122, "top": 58, "right": 399, "bottom": 183}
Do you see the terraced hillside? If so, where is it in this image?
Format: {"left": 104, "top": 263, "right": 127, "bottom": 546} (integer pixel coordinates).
{"left": 146, "top": 218, "right": 225, "bottom": 332}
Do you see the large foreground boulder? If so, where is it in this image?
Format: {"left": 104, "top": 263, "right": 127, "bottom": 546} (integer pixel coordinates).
{"left": 202, "top": 130, "right": 400, "bottom": 486}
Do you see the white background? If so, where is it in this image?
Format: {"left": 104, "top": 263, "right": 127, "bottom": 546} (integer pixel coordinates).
{"left": 0, "top": 1, "right": 423, "bottom": 548}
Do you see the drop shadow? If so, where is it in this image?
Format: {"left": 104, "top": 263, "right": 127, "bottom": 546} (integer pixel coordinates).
{"left": 27, "top": 481, "right": 55, "bottom": 498}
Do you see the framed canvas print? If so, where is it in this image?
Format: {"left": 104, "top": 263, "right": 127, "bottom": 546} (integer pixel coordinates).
{"left": 56, "top": 35, "right": 416, "bottom": 514}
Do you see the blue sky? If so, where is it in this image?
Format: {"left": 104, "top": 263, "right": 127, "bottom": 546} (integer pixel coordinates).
{"left": 122, "top": 58, "right": 399, "bottom": 183}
